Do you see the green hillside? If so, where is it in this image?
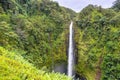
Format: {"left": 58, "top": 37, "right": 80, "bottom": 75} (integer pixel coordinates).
{"left": 0, "top": 46, "right": 71, "bottom": 80}
{"left": 0, "top": 0, "right": 74, "bottom": 80}
{"left": 0, "top": 0, "right": 75, "bottom": 69}
{"left": 75, "top": 4, "right": 120, "bottom": 80}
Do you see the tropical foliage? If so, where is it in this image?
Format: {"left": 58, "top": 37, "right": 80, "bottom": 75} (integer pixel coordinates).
{"left": 0, "top": 0, "right": 74, "bottom": 79}
{"left": 0, "top": 0, "right": 120, "bottom": 80}
{"left": 75, "top": 2, "right": 120, "bottom": 80}
{"left": 0, "top": 47, "right": 71, "bottom": 80}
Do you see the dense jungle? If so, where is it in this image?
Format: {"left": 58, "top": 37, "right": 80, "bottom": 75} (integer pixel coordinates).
{"left": 0, "top": 0, "right": 120, "bottom": 80}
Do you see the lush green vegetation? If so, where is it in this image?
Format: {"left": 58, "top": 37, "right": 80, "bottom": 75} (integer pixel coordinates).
{"left": 0, "top": 46, "right": 71, "bottom": 80}
{"left": 0, "top": 0, "right": 74, "bottom": 79}
{"left": 75, "top": 2, "right": 120, "bottom": 80}
{"left": 0, "top": 0, "right": 120, "bottom": 80}
{"left": 0, "top": 0, "right": 75, "bottom": 68}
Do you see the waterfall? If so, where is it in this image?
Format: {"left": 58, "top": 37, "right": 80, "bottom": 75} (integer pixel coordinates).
{"left": 68, "top": 21, "right": 74, "bottom": 77}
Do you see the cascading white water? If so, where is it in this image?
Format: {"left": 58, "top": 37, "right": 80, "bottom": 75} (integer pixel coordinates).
{"left": 68, "top": 21, "right": 74, "bottom": 77}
